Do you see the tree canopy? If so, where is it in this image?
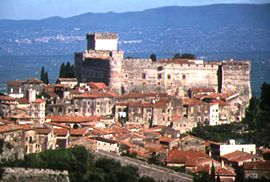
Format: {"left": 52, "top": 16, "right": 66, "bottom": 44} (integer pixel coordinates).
{"left": 173, "top": 53, "right": 196, "bottom": 59}
{"left": 2, "top": 146, "right": 154, "bottom": 182}
{"left": 40, "top": 66, "right": 49, "bottom": 84}
{"left": 59, "top": 62, "right": 75, "bottom": 78}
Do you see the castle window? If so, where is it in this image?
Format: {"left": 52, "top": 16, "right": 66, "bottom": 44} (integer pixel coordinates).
{"left": 158, "top": 82, "right": 160, "bottom": 85}
{"left": 167, "top": 74, "right": 171, "bottom": 79}
{"left": 157, "top": 66, "right": 163, "bottom": 71}
{"left": 125, "top": 74, "right": 128, "bottom": 78}
{"left": 182, "top": 74, "right": 186, "bottom": 80}
{"left": 158, "top": 73, "right": 162, "bottom": 79}
{"left": 142, "top": 73, "right": 146, "bottom": 79}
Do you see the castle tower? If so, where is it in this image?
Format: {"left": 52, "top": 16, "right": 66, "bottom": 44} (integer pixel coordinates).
{"left": 75, "top": 32, "right": 123, "bottom": 93}
{"left": 86, "top": 32, "right": 118, "bottom": 51}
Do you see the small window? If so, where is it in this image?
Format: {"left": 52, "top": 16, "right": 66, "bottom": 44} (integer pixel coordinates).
{"left": 157, "top": 66, "right": 163, "bottom": 71}
{"left": 158, "top": 73, "right": 162, "bottom": 79}
{"left": 182, "top": 74, "right": 186, "bottom": 80}
{"left": 167, "top": 74, "right": 171, "bottom": 79}
{"left": 142, "top": 73, "right": 146, "bottom": 79}
{"left": 125, "top": 74, "right": 128, "bottom": 78}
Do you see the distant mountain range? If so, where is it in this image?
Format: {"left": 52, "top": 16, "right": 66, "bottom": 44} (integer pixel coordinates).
{"left": 0, "top": 4, "right": 270, "bottom": 56}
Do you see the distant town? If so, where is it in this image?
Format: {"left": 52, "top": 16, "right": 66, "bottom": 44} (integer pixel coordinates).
{"left": 0, "top": 32, "right": 269, "bottom": 182}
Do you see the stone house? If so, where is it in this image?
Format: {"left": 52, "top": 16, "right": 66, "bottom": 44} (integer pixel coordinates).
{"left": 35, "top": 128, "right": 56, "bottom": 152}
{"left": 0, "top": 123, "right": 25, "bottom": 160}
{"left": 91, "top": 136, "right": 119, "bottom": 153}
{"left": 211, "top": 139, "right": 256, "bottom": 159}
{"left": 73, "top": 91, "right": 116, "bottom": 116}
{"left": 221, "top": 150, "right": 258, "bottom": 167}
{"left": 7, "top": 80, "right": 25, "bottom": 98}
{"left": 243, "top": 161, "right": 270, "bottom": 180}
{"left": 56, "top": 78, "right": 78, "bottom": 89}
{"left": 178, "top": 135, "right": 206, "bottom": 151}
{"left": 183, "top": 98, "right": 210, "bottom": 125}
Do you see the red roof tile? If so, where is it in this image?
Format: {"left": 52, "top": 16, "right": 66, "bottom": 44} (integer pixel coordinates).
{"left": 183, "top": 98, "right": 206, "bottom": 106}
{"left": 0, "top": 95, "right": 16, "bottom": 102}
{"left": 70, "top": 129, "right": 87, "bottom": 136}
{"left": 87, "top": 82, "right": 108, "bottom": 89}
{"left": 46, "top": 115, "right": 102, "bottom": 123}
{"left": 0, "top": 124, "right": 23, "bottom": 133}
{"left": 243, "top": 161, "right": 270, "bottom": 170}
{"left": 54, "top": 128, "right": 69, "bottom": 136}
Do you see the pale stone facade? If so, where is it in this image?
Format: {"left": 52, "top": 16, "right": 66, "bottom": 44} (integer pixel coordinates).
{"left": 75, "top": 32, "right": 251, "bottom": 111}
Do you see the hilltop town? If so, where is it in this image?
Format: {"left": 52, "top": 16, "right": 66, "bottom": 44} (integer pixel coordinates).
{"left": 0, "top": 32, "right": 269, "bottom": 181}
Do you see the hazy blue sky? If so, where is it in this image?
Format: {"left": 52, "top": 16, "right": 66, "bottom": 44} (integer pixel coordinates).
{"left": 1, "top": 0, "right": 270, "bottom": 20}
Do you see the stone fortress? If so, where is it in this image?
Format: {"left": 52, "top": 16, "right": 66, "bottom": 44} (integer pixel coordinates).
{"left": 74, "top": 32, "right": 251, "bottom": 109}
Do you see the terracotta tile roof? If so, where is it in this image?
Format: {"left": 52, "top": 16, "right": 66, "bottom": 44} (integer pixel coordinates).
{"left": 166, "top": 149, "right": 209, "bottom": 164}
{"left": 20, "top": 124, "right": 33, "bottom": 131}
{"left": 7, "top": 80, "right": 25, "bottom": 87}
{"left": 32, "top": 99, "right": 45, "bottom": 104}
{"left": 222, "top": 150, "right": 255, "bottom": 163}
{"left": 0, "top": 95, "right": 16, "bottom": 102}
{"left": 87, "top": 82, "right": 108, "bottom": 89}
{"left": 70, "top": 128, "right": 88, "bottom": 136}
{"left": 128, "top": 148, "right": 149, "bottom": 158}
{"left": 220, "top": 92, "right": 239, "bottom": 101}
{"left": 46, "top": 122, "right": 70, "bottom": 129}
{"left": 54, "top": 128, "right": 69, "bottom": 136}
{"left": 210, "top": 99, "right": 228, "bottom": 106}
{"left": 183, "top": 98, "right": 206, "bottom": 106}
{"left": 0, "top": 124, "right": 23, "bottom": 133}
{"left": 46, "top": 115, "right": 102, "bottom": 123}
{"left": 73, "top": 91, "right": 116, "bottom": 99}
{"left": 91, "top": 137, "right": 118, "bottom": 144}
{"left": 159, "top": 136, "right": 176, "bottom": 143}
{"left": 190, "top": 87, "right": 215, "bottom": 93}
{"left": 243, "top": 161, "right": 270, "bottom": 170}
{"left": 119, "top": 92, "right": 168, "bottom": 99}
{"left": 17, "top": 97, "right": 30, "bottom": 104}
{"left": 35, "top": 128, "right": 52, "bottom": 135}
{"left": 58, "top": 78, "right": 78, "bottom": 82}
{"left": 10, "top": 114, "right": 33, "bottom": 119}
{"left": 25, "top": 78, "right": 43, "bottom": 84}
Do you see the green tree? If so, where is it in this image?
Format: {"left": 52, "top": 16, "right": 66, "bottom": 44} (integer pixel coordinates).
{"left": 44, "top": 71, "right": 49, "bottom": 84}
{"left": 260, "top": 82, "right": 270, "bottom": 111}
{"left": 40, "top": 66, "right": 45, "bottom": 83}
{"left": 173, "top": 53, "right": 181, "bottom": 59}
{"left": 150, "top": 53, "right": 157, "bottom": 62}
{"left": 59, "top": 63, "right": 66, "bottom": 78}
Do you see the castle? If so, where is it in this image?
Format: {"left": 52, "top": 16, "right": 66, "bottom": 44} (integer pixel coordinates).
{"left": 74, "top": 32, "right": 251, "bottom": 109}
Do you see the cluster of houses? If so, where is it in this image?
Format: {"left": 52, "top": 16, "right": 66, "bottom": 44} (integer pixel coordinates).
{"left": 0, "top": 77, "right": 269, "bottom": 181}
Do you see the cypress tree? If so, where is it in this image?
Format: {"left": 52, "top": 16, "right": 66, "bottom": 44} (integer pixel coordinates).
{"left": 59, "top": 63, "right": 66, "bottom": 78}
{"left": 40, "top": 66, "right": 45, "bottom": 83}
{"left": 44, "top": 71, "right": 49, "bottom": 84}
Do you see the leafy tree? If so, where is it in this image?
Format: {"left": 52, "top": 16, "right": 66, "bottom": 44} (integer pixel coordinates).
{"left": 172, "top": 53, "right": 196, "bottom": 59}
{"left": 173, "top": 53, "right": 181, "bottom": 59}
{"left": 193, "top": 172, "right": 212, "bottom": 182}
{"left": 181, "top": 53, "right": 196, "bottom": 59}
{"left": 150, "top": 53, "right": 157, "bottom": 62}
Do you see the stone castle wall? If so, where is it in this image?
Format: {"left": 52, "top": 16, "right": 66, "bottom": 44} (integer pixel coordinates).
{"left": 74, "top": 33, "right": 251, "bottom": 106}
{"left": 0, "top": 167, "right": 69, "bottom": 182}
